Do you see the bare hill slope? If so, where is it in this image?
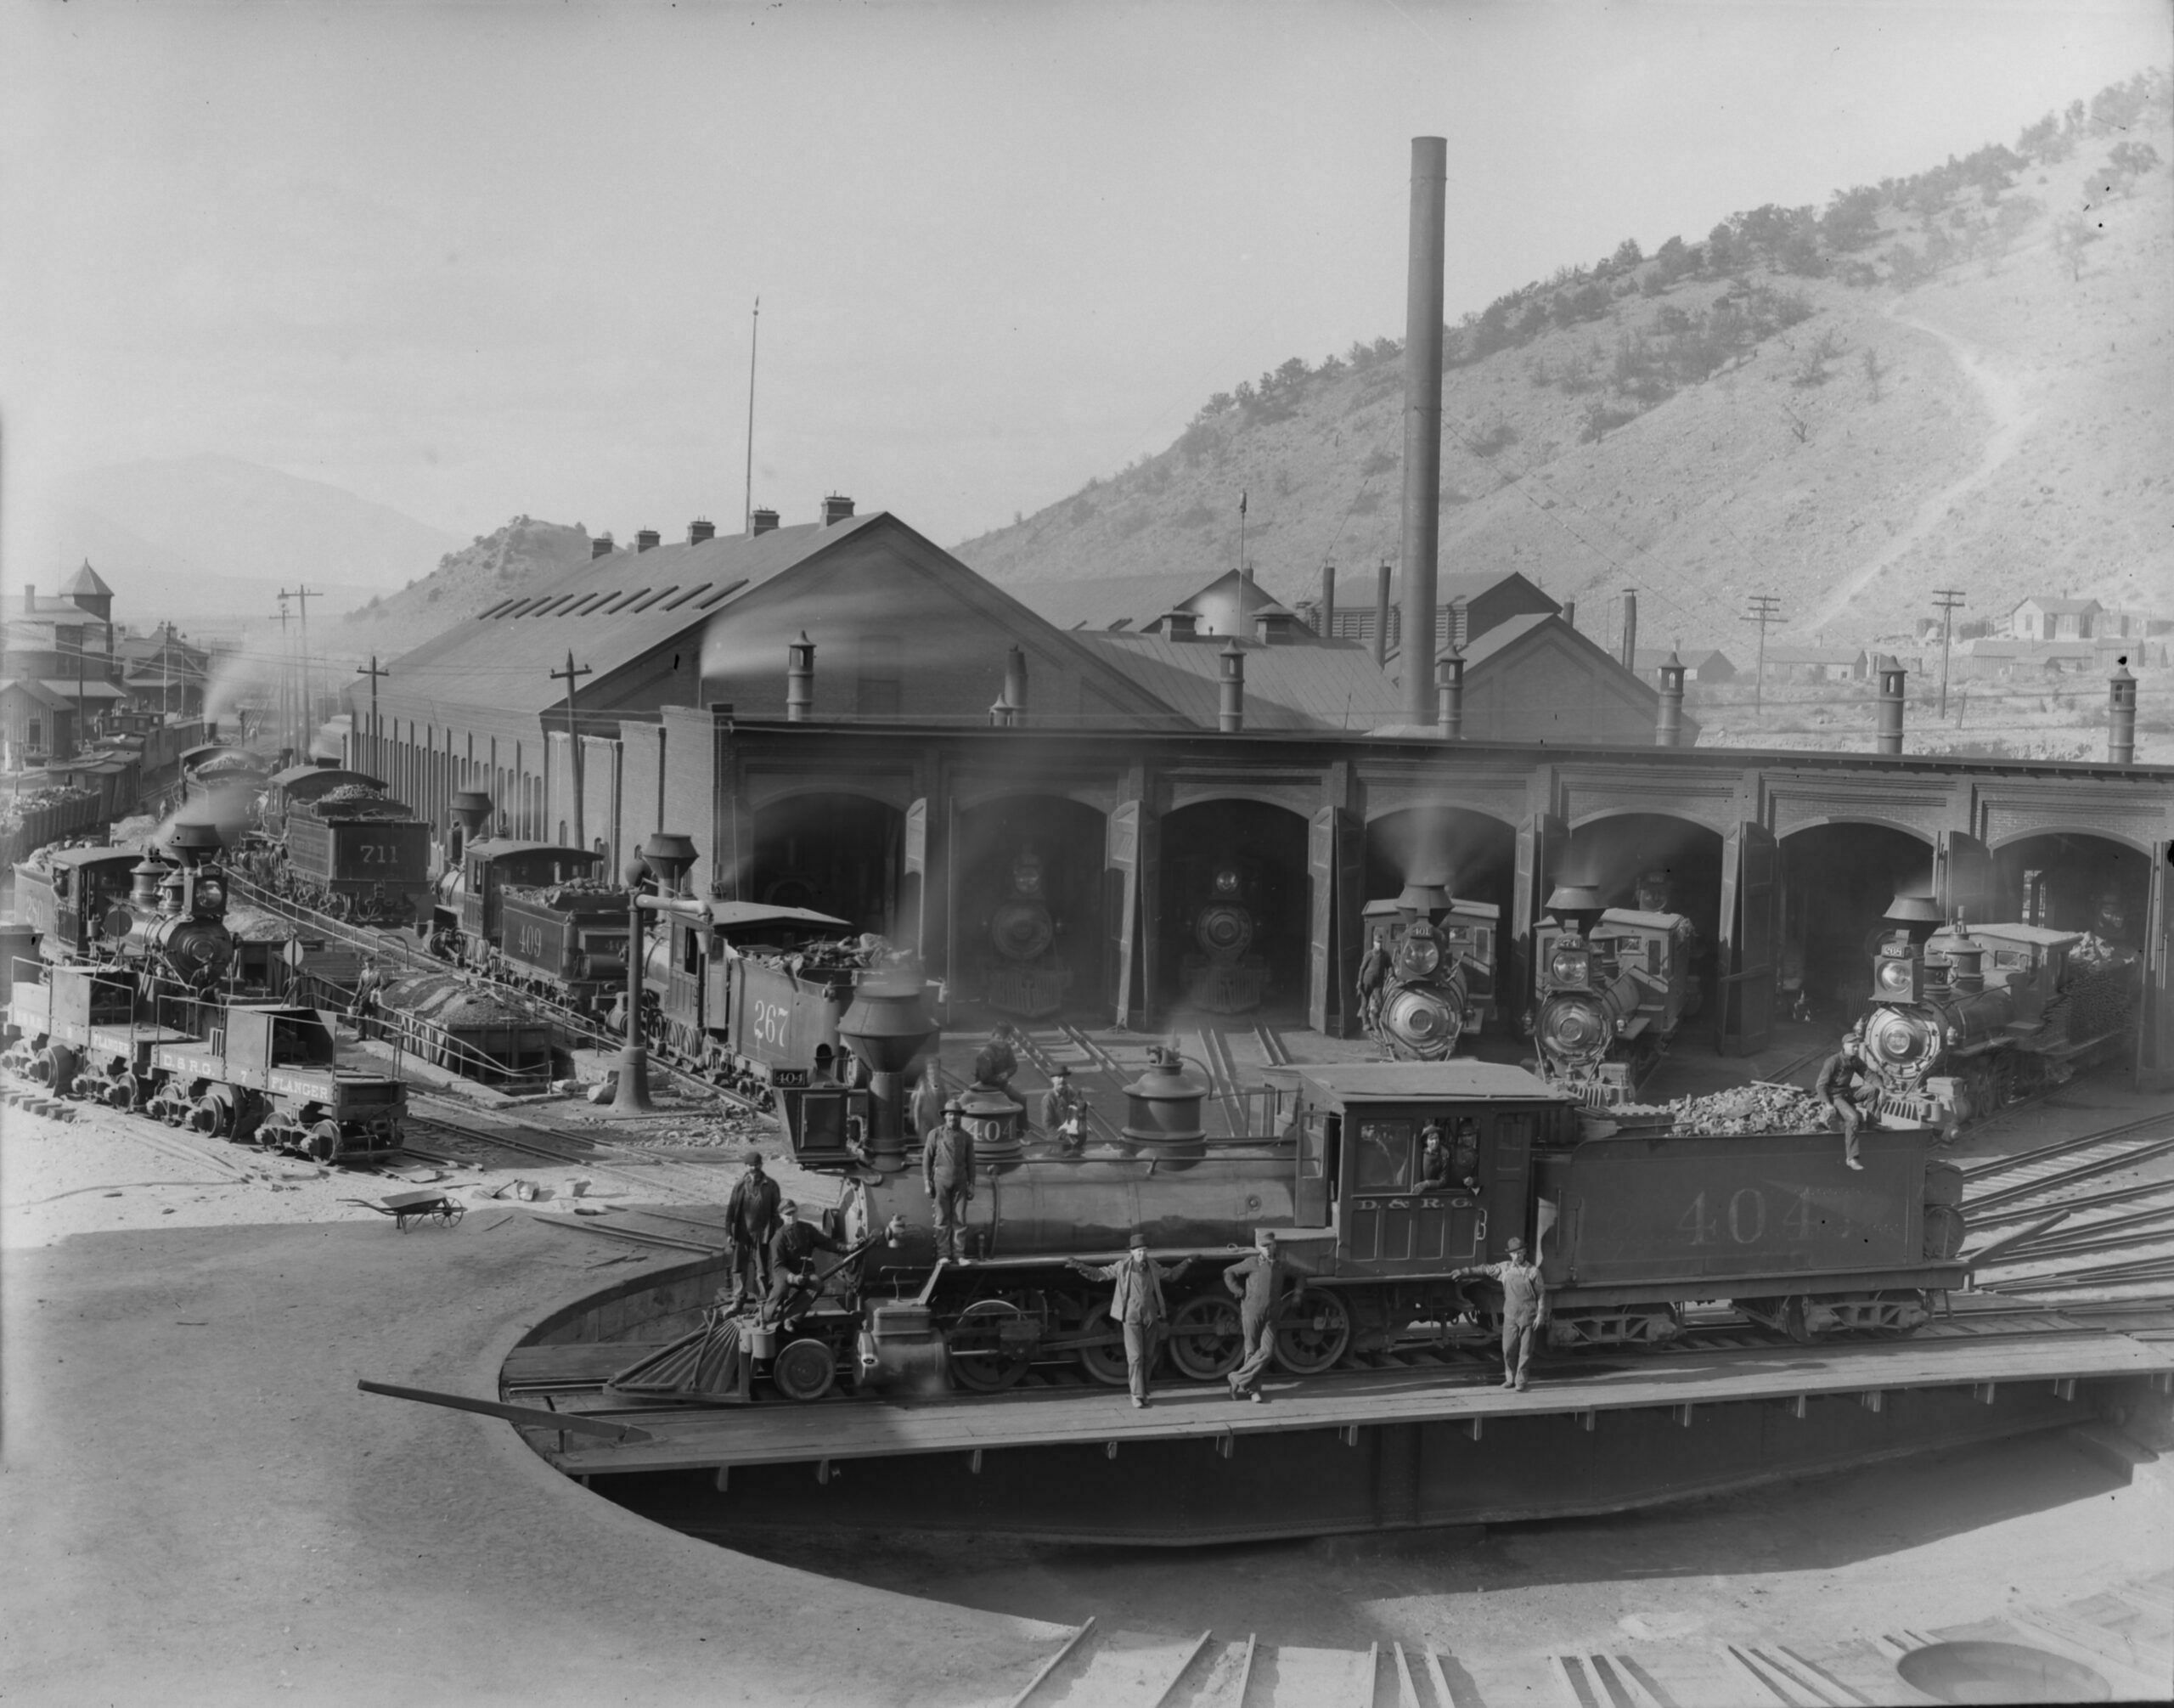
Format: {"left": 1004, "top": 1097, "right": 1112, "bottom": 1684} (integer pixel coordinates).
{"left": 957, "top": 73, "right": 2171, "bottom": 656}
{"left": 329, "top": 516, "right": 594, "bottom": 663}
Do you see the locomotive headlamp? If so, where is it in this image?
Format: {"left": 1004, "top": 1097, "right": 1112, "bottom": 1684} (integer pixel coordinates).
{"left": 1548, "top": 947, "right": 1591, "bottom": 986}
{"left": 1875, "top": 957, "right": 1917, "bottom": 995}
{"left": 1397, "top": 934, "right": 1443, "bottom": 978}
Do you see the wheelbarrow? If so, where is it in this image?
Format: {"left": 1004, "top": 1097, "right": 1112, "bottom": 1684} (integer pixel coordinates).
{"left": 341, "top": 1189, "right": 466, "bottom": 1231}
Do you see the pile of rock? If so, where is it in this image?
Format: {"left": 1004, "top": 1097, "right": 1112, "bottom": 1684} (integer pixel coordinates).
{"left": 1652, "top": 1083, "right": 1831, "bottom": 1136}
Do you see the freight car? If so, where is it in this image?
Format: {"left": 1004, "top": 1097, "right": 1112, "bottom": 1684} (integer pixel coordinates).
{"left": 1860, "top": 895, "right": 2142, "bottom": 1132}
{"left": 1360, "top": 883, "right": 1498, "bottom": 1061}
{"left": 728, "top": 1060, "right": 1964, "bottom": 1402}
{"left": 1528, "top": 884, "right": 1699, "bottom": 1107}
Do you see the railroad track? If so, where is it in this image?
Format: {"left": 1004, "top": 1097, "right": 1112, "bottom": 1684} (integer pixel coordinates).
{"left": 1192, "top": 1026, "right": 1247, "bottom": 1138}
{"left": 400, "top": 1105, "right": 741, "bottom": 1205}
{"left": 1253, "top": 1023, "right": 1293, "bottom": 1068}
{"left": 1958, "top": 1110, "right": 2174, "bottom": 1296}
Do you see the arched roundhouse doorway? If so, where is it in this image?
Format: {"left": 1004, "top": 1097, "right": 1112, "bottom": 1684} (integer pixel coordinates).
{"left": 1157, "top": 800, "right": 1310, "bottom": 1023}
{"left": 951, "top": 796, "right": 1107, "bottom": 1023}
{"left": 1365, "top": 805, "right": 1518, "bottom": 1058}
{"left": 1995, "top": 832, "right": 2150, "bottom": 949}
{"left": 750, "top": 793, "right": 904, "bottom": 938}
{"left": 1777, "top": 823, "right": 1934, "bottom": 1028}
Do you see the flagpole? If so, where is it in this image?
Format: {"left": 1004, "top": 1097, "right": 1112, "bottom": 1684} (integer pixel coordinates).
{"left": 743, "top": 296, "right": 760, "bottom": 534}
{"left": 1239, "top": 490, "right": 1249, "bottom": 589}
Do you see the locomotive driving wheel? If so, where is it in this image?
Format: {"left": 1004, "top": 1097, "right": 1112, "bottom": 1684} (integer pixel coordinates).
{"left": 946, "top": 1299, "right": 1034, "bottom": 1393}
{"left": 1272, "top": 1287, "right": 1351, "bottom": 1375}
{"left": 1077, "top": 1302, "right": 1134, "bottom": 1386}
{"left": 1167, "top": 1296, "right": 1244, "bottom": 1380}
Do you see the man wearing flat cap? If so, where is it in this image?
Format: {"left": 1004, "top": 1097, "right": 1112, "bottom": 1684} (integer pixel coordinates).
{"left": 922, "top": 1100, "right": 976, "bottom": 1263}
{"left": 765, "top": 1198, "right": 851, "bottom": 1327}
{"left": 1041, "top": 1065, "right": 1089, "bottom": 1153}
{"left": 1453, "top": 1236, "right": 1548, "bottom": 1390}
{"left": 1068, "top": 1232, "right": 1194, "bottom": 1408}
{"left": 723, "top": 1149, "right": 782, "bottom": 1311}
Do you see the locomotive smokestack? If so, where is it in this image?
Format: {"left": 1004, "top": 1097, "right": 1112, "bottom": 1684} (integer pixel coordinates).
{"left": 2109, "top": 661, "right": 2137, "bottom": 763}
{"left": 1619, "top": 589, "right": 1639, "bottom": 670}
{"left": 1400, "top": 136, "right": 1447, "bottom": 726}
{"left": 1319, "top": 563, "right": 1337, "bottom": 640}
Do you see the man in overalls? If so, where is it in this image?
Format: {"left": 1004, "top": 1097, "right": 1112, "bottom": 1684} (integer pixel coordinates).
{"left": 1455, "top": 1236, "right": 1548, "bottom": 1390}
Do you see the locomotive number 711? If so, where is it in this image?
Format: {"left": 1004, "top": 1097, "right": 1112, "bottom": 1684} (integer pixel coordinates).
{"left": 358, "top": 844, "right": 399, "bottom": 865}
{"left": 1677, "top": 1187, "right": 1817, "bottom": 1247}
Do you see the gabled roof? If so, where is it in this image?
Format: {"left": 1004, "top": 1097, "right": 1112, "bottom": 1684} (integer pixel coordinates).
{"left": 0, "top": 678, "right": 73, "bottom": 710}
{"left": 2011, "top": 596, "right": 2102, "bottom": 615}
{"left": 59, "top": 559, "right": 114, "bottom": 599}
{"left": 1362, "top": 569, "right": 1561, "bottom": 613}
{"left": 1005, "top": 568, "right": 1293, "bottom": 634}
{"left": 1073, "top": 633, "right": 1402, "bottom": 730}
{"left": 1630, "top": 647, "right": 1732, "bottom": 674}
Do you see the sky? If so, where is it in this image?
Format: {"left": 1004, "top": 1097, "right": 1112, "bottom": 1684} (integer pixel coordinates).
{"left": 3, "top": 0, "right": 2167, "bottom": 567}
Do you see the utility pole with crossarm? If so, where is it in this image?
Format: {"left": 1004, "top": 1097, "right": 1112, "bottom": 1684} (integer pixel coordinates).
{"left": 356, "top": 657, "right": 390, "bottom": 781}
{"left": 550, "top": 651, "right": 594, "bottom": 853}
{"left": 1932, "top": 589, "right": 1966, "bottom": 720}
{"left": 1743, "top": 594, "right": 1783, "bottom": 717}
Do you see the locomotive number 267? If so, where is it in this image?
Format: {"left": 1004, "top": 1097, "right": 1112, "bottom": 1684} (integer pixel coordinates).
{"left": 1677, "top": 1187, "right": 1820, "bottom": 1247}
{"left": 750, "top": 999, "right": 792, "bottom": 1050}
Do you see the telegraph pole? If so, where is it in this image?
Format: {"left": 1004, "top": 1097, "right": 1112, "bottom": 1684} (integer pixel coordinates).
{"left": 275, "top": 594, "right": 292, "bottom": 757}
{"left": 1239, "top": 490, "right": 1250, "bottom": 589}
{"left": 549, "top": 651, "right": 594, "bottom": 851}
{"left": 1743, "top": 594, "right": 1783, "bottom": 716}
{"left": 356, "top": 656, "right": 390, "bottom": 779}
{"left": 1932, "top": 589, "right": 1966, "bottom": 719}
{"left": 743, "top": 296, "right": 760, "bottom": 534}
{"left": 281, "top": 584, "right": 317, "bottom": 752}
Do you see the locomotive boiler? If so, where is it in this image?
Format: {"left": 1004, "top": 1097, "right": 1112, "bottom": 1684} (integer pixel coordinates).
{"left": 1360, "top": 883, "right": 1498, "bottom": 1061}
{"left": 728, "top": 1059, "right": 1966, "bottom": 1404}
{"left": 1529, "top": 884, "right": 1698, "bottom": 1107}
{"left": 1861, "top": 895, "right": 2142, "bottom": 1131}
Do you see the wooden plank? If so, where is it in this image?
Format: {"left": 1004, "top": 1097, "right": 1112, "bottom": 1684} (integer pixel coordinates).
{"left": 544, "top": 1324, "right": 2174, "bottom": 1474}
{"left": 502, "top": 1342, "right": 673, "bottom": 1386}
{"left": 357, "top": 1378, "right": 655, "bottom": 1442}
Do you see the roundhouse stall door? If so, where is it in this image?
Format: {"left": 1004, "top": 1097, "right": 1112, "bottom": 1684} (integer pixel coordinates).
{"left": 1935, "top": 831, "right": 1997, "bottom": 927}
{"left": 2143, "top": 840, "right": 2174, "bottom": 1092}
{"left": 1512, "top": 812, "right": 1566, "bottom": 1030}
{"left": 1338, "top": 1108, "right": 1487, "bottom": 1272}
{"left": 1716, "top": 821, "right": 1777, "bottom": 1057}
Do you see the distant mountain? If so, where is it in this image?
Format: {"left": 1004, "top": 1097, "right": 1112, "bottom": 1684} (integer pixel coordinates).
{"left": 43, "top": 454, "right": 464, "bottom": 619}
{"left": 957, "top": 70, "right": 2171, "bottom": 655}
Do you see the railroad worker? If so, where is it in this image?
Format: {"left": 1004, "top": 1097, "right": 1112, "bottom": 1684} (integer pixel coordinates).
{"left": 1221, "top": 1230, "right": 1283, "bottom": 1403}
{"left": 809, "top": 1044, "right": 842, "bottom": 1087}
{"left": 1815, "top": 1027, "right": 1868, "bottom": 1170}
{"left": 1068, "top": 1233, "right": 1196, "bottom": 1409}
{"left": 1356, "top": 930, "right": 1391, "bottom": 1031}
{"left": 1453, "top": 1236, "right": 1548, "bottom": 1390}
{"left": 1419, "top": 1119, "right": 1482, "bottom": 1193}
{"left": 910, "top": 1064, "right": 946, "bottom": 1139}
{"left": 972, "top": 1023, "right": 1020, "bottom": 1094}
{"left": 764, "top": 1198, "right": 851, "bottom": 1324}
{"left": 724, "top": 1149, "right": 784, "bottom": 1310}
{"left": 349, "top": 955, "right": 384, "bottom": 1040}
{"left": 922, "top": 1099, "right": 977, "bottom": 1263}
{"left": 1041, "top": 1066, "right": 1089, "bottom": 1153}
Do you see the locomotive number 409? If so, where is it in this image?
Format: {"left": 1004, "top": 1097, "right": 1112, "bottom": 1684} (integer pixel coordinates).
{"left": 1677, "top": 1187, "right": 1819, "bottom": 1247}
{"left": 752, "top": 1000, "right": 791, "bottom": 1050}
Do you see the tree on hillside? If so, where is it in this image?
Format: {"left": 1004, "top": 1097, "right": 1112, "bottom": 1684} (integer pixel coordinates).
{"left": 1611, "top": 237, "right": 1644, "bottom": 269}
{"left": 2053, "top": 211, "right": 2102, "bottom": 282}
{"left": 1821, "top": 186, "right": 1883, "bottom": 251}
{"left": 2105, "top": 140, "right": 2162, "bottom": 196}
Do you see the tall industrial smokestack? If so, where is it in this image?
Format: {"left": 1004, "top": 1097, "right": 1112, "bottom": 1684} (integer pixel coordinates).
{"left": 1619, "top": 589, "right": 1638, "bottom": 670}
{"left": 1400, "top": 137, "right": 1447, "bottom": 726}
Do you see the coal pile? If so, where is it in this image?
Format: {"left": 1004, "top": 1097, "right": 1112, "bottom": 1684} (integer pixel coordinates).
{"left": 1613, "top": 1083, "right": 1832, "bottom": 1136}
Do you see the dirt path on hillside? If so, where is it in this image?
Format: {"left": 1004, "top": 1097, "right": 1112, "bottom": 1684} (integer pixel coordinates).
{"left": 1805, "top": 294, "right": 2036, "bottom": 633}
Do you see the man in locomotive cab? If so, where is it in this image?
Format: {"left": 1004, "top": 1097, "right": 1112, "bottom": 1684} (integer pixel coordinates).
{"left": 809, "top": 1044, "right": 842, "bottom": 1087}
{"left": 724, "top": 1150, "right": 785, "bottom": 1311}
{"left": 1417, "top": 1118, "right": 1483, "bottom": 1192}
{"left": 1069, "top": 1232, "right": 1196, "bottom": 1408}
{"left": 923, "top": 1100, "right": 977, "bottom": 1263}
{"left": 1453, "top": 1236, "right": 1548, "bottom": 1390}
{"left": 763, "top": 1198, "right": 851, "bottom": 1328}
{"left": 1815, "top": 1025, "right": 1870, "bottom": 1169}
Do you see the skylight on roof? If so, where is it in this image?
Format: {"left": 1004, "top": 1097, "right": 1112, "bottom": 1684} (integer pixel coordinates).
{"left": 599, "top": 588, "right": 652, "bottom": 614}
{"left": 626, "top": 585, "right": 679, "bottom": 612}
{"left": 696, "top": 578, "right": 749, "bottom": 610}
{"left": 479, "top": 600, "right": 518, "bottom": 619}
{"left": 660, "top": 584, "right": 712, "bottom": 612}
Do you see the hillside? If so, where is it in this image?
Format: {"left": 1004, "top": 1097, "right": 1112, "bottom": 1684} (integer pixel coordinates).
{"left": 329, "top": 515, "right": 595, "bottom": 662}
{"left": 956, "top": 70, "right": 2171, "bottom": 660}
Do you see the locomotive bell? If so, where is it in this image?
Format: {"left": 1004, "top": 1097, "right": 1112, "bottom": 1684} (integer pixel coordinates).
{"left": 129, "top": 854, "right": 166, "bottom": 910}
{"left": 1120, "top": 1046, "right": 1208, "bottom": 1165}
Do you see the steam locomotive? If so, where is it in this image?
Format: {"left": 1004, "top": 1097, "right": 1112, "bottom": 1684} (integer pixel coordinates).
{"left": 1360, "top": 883, "right": 1498, "bottom": 1061}
{"left": 705, "top": 1059, "right": 1966, "bottom": 1404}
{"left": 1860, "top": 894, "right": 2142, "bottom": 1131}
{"left": 976, "top": 843, "right": 1071, "bottom": 1020}
{"left": 5, "top": 826, "right": 408, "bottom": 1161}
{"left": 1181, "top": 862, "right": 1271, "bottom": 1015}
{"left": 1528, "top": 882, "right": 1699, "bottom": 1107}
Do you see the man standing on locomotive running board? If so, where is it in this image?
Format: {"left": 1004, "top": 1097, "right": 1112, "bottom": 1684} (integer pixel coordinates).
{"left": 1222, "top": 1230, "right": 1283, "bottom": 1402}
{"left": 1069, "top": 1232, "right": 1195, "bottom": 1408}
{"left": 1454, "top": 1236, "right": 1548, "bottom": 1390}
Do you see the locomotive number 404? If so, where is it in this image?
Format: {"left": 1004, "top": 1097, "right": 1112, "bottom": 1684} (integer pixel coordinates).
{"left": 1677, "top": 1187, "right": 1822, "bottom": 1247}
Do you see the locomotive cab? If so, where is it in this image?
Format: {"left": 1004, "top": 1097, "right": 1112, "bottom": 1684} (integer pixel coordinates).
{"left": 1287, "top": 1063, "right": 1576, "bottom": 1278}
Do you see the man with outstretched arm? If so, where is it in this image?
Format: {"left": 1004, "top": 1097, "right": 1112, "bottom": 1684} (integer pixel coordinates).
{"left": 1453, "top": 1236, "right": 1548, "bottom": 1390}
